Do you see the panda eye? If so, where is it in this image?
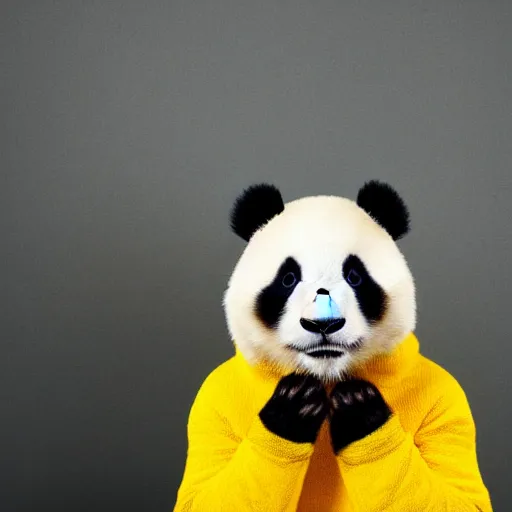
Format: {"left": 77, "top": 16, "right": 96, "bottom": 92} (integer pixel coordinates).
{"left": 346, "top": 268, "right": 362, "bottom": 287}
{"left": 282, "top": 272, "right": 297, "bottom": 288}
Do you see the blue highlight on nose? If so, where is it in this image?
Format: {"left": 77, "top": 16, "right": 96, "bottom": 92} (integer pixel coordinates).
{"left": 314, "top": 293, "right": 341, "bottom": 319}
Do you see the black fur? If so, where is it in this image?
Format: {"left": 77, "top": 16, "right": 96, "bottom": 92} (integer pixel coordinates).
{"left": 256, "top": 257, "right": 302, "bottom": 329}
{"left": 230, "top": 184, "right": 285, "bottom": 242}
{"left": 329, "top": 379, "right": 392, "bottom": 454}
{"left": 259, "top": 373, "right": 330, "bottom": 444}
{"left": 342, "top": 255, "right": 387, "bottom": 323}
{"left": 356, "top": 181, "right": 410, "bottom": 240}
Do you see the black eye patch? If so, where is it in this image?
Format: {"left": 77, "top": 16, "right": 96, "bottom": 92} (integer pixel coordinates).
{"left": 256, "top": 257, "right": 302, "bottom": 329}
{"left": 342, "top": 255, "right": 387, "bottom": 323}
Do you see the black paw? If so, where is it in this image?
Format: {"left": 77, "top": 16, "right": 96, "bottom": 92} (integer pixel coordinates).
{"left": 259, "top": 373, "right": 329, "bottom": 444}
{"left": 329, "top": 379, "right": 392, "bottom": 454}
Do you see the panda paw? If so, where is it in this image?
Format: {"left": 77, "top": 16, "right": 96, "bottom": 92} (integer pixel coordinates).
{"left": 329, "top": 379, "right": 392, "bottom": 454}
{"left": 259, "top": 373, "right": 329, "bottom": 444}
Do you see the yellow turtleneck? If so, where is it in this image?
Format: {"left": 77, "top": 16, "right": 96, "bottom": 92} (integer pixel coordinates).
{"left": 174, "top": 333, "right": 492, "bottom": 511}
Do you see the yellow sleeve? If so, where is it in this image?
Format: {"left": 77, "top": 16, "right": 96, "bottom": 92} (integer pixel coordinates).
{"left": 336, "top": 382, "right": 492, "bottom": 512}
{"left": 173, "top": 376, "right": 314, "bottom": 512}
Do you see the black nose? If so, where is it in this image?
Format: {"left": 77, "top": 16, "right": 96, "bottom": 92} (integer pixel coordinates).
{"left": 316, "top": 288, "right": 329, "bottom": 295}
{"left": 300, "top": 317, "right": 346, "bottom": 335}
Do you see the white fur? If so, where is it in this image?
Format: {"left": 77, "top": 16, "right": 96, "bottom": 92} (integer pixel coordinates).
{"left": 223, "top": 195, "right": 416, "bottom": 382}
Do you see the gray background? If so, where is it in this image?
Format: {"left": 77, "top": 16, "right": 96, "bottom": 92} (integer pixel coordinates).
{"left": 1, "top": 1, "right": 510, "bottom": 511}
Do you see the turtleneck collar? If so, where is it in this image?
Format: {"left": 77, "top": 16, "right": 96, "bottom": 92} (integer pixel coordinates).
{"left": 353, "top": 332, "right": 420, "bottom": 386}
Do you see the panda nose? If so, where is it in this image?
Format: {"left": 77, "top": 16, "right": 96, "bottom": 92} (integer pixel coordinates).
{"left": 300, "top": 288, "right": 345, "bottom": 334}
{"left": 300, "top": 317, "right": 346, "bottom": 334}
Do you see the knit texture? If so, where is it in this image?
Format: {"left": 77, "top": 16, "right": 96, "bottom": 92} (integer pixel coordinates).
{"left": 174, "top": 333, "right": 492, "bottom": 511}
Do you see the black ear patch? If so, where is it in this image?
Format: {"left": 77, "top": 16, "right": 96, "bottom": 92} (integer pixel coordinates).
{"left": 230, "top": 184, "right": 285, "bottom": 241}
{"left": 356, "top": 181, "right": 410, "bottom": 240}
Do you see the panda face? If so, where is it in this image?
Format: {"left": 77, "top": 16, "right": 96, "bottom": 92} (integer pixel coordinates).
{"left": 224, "top": 186, "right": 416, "bottom": 382}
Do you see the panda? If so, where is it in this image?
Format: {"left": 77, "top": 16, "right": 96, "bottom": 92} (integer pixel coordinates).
{"left": 224, "top": 181, "right": 415, "bottom": 382}
{"left": 174, "top": 182, "right": 492, "bottom": 512}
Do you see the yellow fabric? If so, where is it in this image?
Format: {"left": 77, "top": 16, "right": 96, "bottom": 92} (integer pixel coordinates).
{"left": 174, "top": 333, "right": 492, "bottom": 511}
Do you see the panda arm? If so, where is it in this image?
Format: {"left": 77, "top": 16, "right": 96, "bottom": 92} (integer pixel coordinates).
{"left": 173, "top": 376, "right": 314, "bottom": 512}
{"left": 334, "top": 380, "right": 492, "bottom": 512}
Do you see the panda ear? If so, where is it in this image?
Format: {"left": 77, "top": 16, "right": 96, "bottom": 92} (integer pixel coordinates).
{"left": 356, "top": 180, "right": 410, "bottom": 240}
{"left": 230, "top": 184, "right": 285, "bottom": 241}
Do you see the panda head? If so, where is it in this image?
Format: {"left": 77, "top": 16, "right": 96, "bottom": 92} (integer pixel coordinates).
{"left": 223, "top": 181, "right": 416, "bottom": 382}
